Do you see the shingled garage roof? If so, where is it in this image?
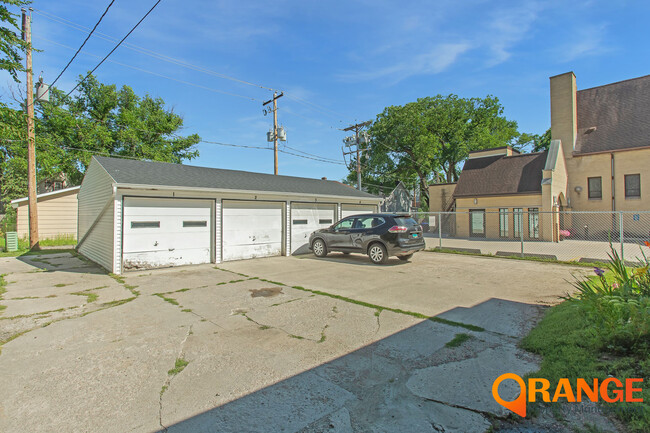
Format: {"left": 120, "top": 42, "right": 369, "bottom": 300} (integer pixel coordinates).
{"left": 93, "top": 156, "right": 378, "bottom": 199}
{"left": 576, "top": 75, "right": 650, "bottom": 154}
{"left": 453, "top": 152, "right": 548, "bottom": 197}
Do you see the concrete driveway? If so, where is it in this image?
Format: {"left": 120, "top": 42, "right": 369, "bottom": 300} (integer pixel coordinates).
{"left": 0, "top": 251, "right": 594, "bottom": 432}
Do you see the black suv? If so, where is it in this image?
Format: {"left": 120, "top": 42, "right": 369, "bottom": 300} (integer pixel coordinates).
{"left": 309, "top": 214, "right": 425, "bottom": 264}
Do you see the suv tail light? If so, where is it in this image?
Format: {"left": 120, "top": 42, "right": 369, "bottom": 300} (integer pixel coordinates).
{"left": 388, "top": 225, "right": 408, "bottom": 233}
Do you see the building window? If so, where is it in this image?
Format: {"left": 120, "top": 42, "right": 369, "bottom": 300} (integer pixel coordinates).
{"left": 292, "top": 219, "right": 308, "bottom": 225}
{"left": 528, "top": 208, "right": 539, "bottom": 239}
{"left": 588, "top": 177, "right": 602, "bottom": 199}
{"left": 469, "top": 209, "right": 485, "bottom": 237}
{"left": 499, "top": 208, "right": 509, "bottom": 237}
{"left": 513, "top": 208, "right": 523, "bottom": 238}
{"left": 319, "top": 219, "right": 333, "bottom": 225}
{"left": 625, "top": 174, "right": 641, "bottom": 198}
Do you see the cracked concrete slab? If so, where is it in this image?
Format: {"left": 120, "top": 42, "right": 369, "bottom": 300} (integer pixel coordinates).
{"left": 121, "top": 265, "right": 246, "bottom": 296}
{"left": 1, "top": 294, "right": 87, "bottom": 317}
{"left": 219, "top": 253, "right": 587, "bottom": 317}
{"left": 0, "top": 296, "right": 192, "bottom": 433}
{"left": 406, "top": 344, "right": 540, "bottom": 416}
{"left": 166, "top": 371, "right": 356, "bottom": 433}
{"left": 436, "top": 298, "right": 547, "bottom": 338}
{"left": 0, "top": 252, "right": 580, "bottom": 432}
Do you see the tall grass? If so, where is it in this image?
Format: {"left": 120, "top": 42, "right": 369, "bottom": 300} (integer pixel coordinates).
{"left": 569, "top": 244, "right": 650, "bottom": 355}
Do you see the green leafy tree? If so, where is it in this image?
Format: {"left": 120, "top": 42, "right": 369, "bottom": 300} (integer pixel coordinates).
{"left": 532, "top": 128, "right": 551, "bottom": 152}
{"left": 36, "top": 74, "right": 200, "bottom": 185}
{"left": 0, "top": 0, "right": 29, "bottom": 82}
{"left": 0, "top": 101, "right": 26, "bottom": 215}
{"left": 350, "top": 95, "right": 523, "bottom": 208}
{"left": 0, "top": 74, "right": 200, "bottom": 210}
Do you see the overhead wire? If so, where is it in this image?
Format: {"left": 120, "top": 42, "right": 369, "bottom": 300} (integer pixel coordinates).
{"left": 62, "top": 0, "right": 164, "bottom": 98}
{"left": 33, "top": 8, "right": 277, "bottom": 92}
{"left": 35, "top": 36, "right": 260, "bottom": 101}
{"left": 46, "top": 0, "right": 116, "bottom": 90}
{"left": 26, "top": 8, "right": 376, "bottom": 168}
{"left": 34, "top": 8, "right": 351, "bottom": 124}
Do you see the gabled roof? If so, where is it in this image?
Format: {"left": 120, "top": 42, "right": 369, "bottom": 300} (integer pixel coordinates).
{"left": 92, "top": 156, "right": 379, "bottom": 200}
{"left": 453, "top": 152, "right": 547, "bottom": 197}
{"left": 11, "top": 186, "right": 80, "bottom": 207}
{"left": 576, "top": 75, "right": 650, "bottom": 154}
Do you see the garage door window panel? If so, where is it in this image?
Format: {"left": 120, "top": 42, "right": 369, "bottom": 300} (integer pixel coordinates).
{"left": 183, "top": 220, "right": 207, "bottom": 227}
{"left": 131, "top": 221, "right": 160, "bottom": 229}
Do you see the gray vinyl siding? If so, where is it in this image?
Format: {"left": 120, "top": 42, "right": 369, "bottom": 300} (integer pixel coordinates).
{"left": 77, "top": 159, "right": 116, "bottom": 272}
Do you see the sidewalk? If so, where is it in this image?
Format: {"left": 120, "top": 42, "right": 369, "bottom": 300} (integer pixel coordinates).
{"left": 424, "top": 234, "right": 650, "bottom": 263}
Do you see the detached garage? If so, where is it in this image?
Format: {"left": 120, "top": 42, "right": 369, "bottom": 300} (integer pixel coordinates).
{"left": 77, "top": 156, "right": 380, "bottom": 274}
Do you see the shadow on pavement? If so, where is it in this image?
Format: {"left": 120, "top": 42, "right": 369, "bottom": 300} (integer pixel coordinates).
{"left": 162, "top": 298, "right": 546, "bottom": 433}
{"left": 16, "top": 251, "right": 108, "bottom": 275}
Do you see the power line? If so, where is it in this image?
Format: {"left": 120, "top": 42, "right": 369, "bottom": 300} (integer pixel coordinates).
{"left": 63, "top": 0, "right": 164, "bottom": 98}
{"left": 283, "top": 93, "right": 347, "bottom": 122}
{"left": 33, "top": 8, "right": 277, "bottom": 93}
{"left": 47, "top": 0, "right": 116, "bottom": 90}
{"left": 34, "top": 9, "right": 351, "bottom": 124}
{"left": 282, "top": 143, "right": 343, "bottom": 163}
{"left": 277, "top": 148, "right": 345, "bottom": 165}
{"left": 36, "top": 36, "right": 260, "bottom": 101}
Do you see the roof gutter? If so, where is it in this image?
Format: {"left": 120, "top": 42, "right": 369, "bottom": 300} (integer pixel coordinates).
{"left": 573, "top": 144, "right": 650, "bottom": 157}
{"left": 113, "top": 183, "right": 382, "bottom": 203}
{"left": 10, "top": 186, "right": 81, "bottom": 207}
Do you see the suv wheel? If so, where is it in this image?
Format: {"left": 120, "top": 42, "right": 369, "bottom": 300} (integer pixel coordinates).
{"left": 312, "top": 239, "right": 328, "bottom": 257}
{"left": 368, "top": 243, "right": 388, "bottom": 264}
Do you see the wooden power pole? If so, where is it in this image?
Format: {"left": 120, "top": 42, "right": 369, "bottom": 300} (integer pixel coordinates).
{"left": 342, "top": 121, "right": 371, "bottom": 190}
{"left": 263, "top": 92, "right": 284, "bottom": 175}
{"left": 22, "top": 8, "right": 39, "bottom": 250}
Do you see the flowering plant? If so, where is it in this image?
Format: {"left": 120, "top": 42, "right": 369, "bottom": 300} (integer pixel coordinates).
{"left": 559, "top": 229, "right": 571, "bottom": 237}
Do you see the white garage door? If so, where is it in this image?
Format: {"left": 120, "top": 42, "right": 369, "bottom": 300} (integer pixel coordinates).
{"left": 122, "top": 197, "right": 212, "bottom": 270}
{"left": 341, "top": 204, "right": 377, "bottom": 219}
{"left": 222, "top": 201, "right": 284, "bottom": 261}
{"left": 290, "top": 203, "right": 336, "bottom": 255}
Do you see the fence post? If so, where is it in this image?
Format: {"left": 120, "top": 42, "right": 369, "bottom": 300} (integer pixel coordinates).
{"left": 438, "top": 212, "right": 442, "bottom": 249}
{"left": 619, "top": 211, "right": 624, "bottom": 260}
{"left": 520, "top": 212, "right": 524, "bottom": 258}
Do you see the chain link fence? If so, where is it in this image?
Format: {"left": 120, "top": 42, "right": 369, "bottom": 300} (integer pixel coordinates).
{"left": 411, "top": 210, "right": 650, "bottom": 264}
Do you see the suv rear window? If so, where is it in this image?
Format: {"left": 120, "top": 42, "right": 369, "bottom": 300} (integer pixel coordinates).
{"left": 394, "top": 217, "right": 418, "bottom": 227}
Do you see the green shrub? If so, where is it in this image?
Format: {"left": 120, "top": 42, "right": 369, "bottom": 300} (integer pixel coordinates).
{"left": 569, "top": 245, "right": 650, "bottom": 355}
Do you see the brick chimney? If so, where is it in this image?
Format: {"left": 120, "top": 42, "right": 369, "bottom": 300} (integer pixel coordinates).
{"left": 550, "top": 72, "right": 577, "bottom": 161}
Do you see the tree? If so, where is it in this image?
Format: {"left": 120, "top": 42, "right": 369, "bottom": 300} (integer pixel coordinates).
{"left": 352, "top": 95, "right": 523, "bottom": 209}
{"left": 532, "top": 128, "right": 551, "bottom": 152}
{"left": 0, "top": 74, "right": 201, "bottom": 209}
{"left": 0, "top": 0, "right": 29, "bottom": 82}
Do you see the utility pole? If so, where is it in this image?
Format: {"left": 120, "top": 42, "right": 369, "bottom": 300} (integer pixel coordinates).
{"left": 342, "top": 121, "right": 371, "bottom": 190}
{"left": 22, "top": 8, "right": 39, "bottom": 250}
{"left": 263, "top": 92, "right": 284, "bottom": 175}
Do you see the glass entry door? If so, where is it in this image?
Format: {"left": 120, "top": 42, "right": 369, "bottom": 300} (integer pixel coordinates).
{"left": 469, "top": 209, "right": 486, "bottom": 237}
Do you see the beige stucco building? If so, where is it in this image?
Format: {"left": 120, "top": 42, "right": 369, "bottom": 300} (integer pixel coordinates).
{"left": 429, "top": 72, "right": 650, "bottom": 241}
{"left": 11, "top": 186, "right": 79, "bottom": 240}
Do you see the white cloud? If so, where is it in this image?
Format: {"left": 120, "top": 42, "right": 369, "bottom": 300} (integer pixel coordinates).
{"left": 483, "top": 1, "right": 542, "bottom": 66}
{"left": 339, "top": 42, "right": 471, "bottom": 84}
{"left": 555, "top": 24, "right": 609, "bottom": 62}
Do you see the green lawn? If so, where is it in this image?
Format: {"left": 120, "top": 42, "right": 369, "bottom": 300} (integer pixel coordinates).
{"left": 521, "top": 300, "right": 650, "bottom": 431}
{"left": 0, "top": 234, "right": 76, "bottom": 256}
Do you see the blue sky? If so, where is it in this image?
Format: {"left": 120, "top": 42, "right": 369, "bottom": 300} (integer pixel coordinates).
{"left": 2, "top": 0, "right": 649, "bottom": 181}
